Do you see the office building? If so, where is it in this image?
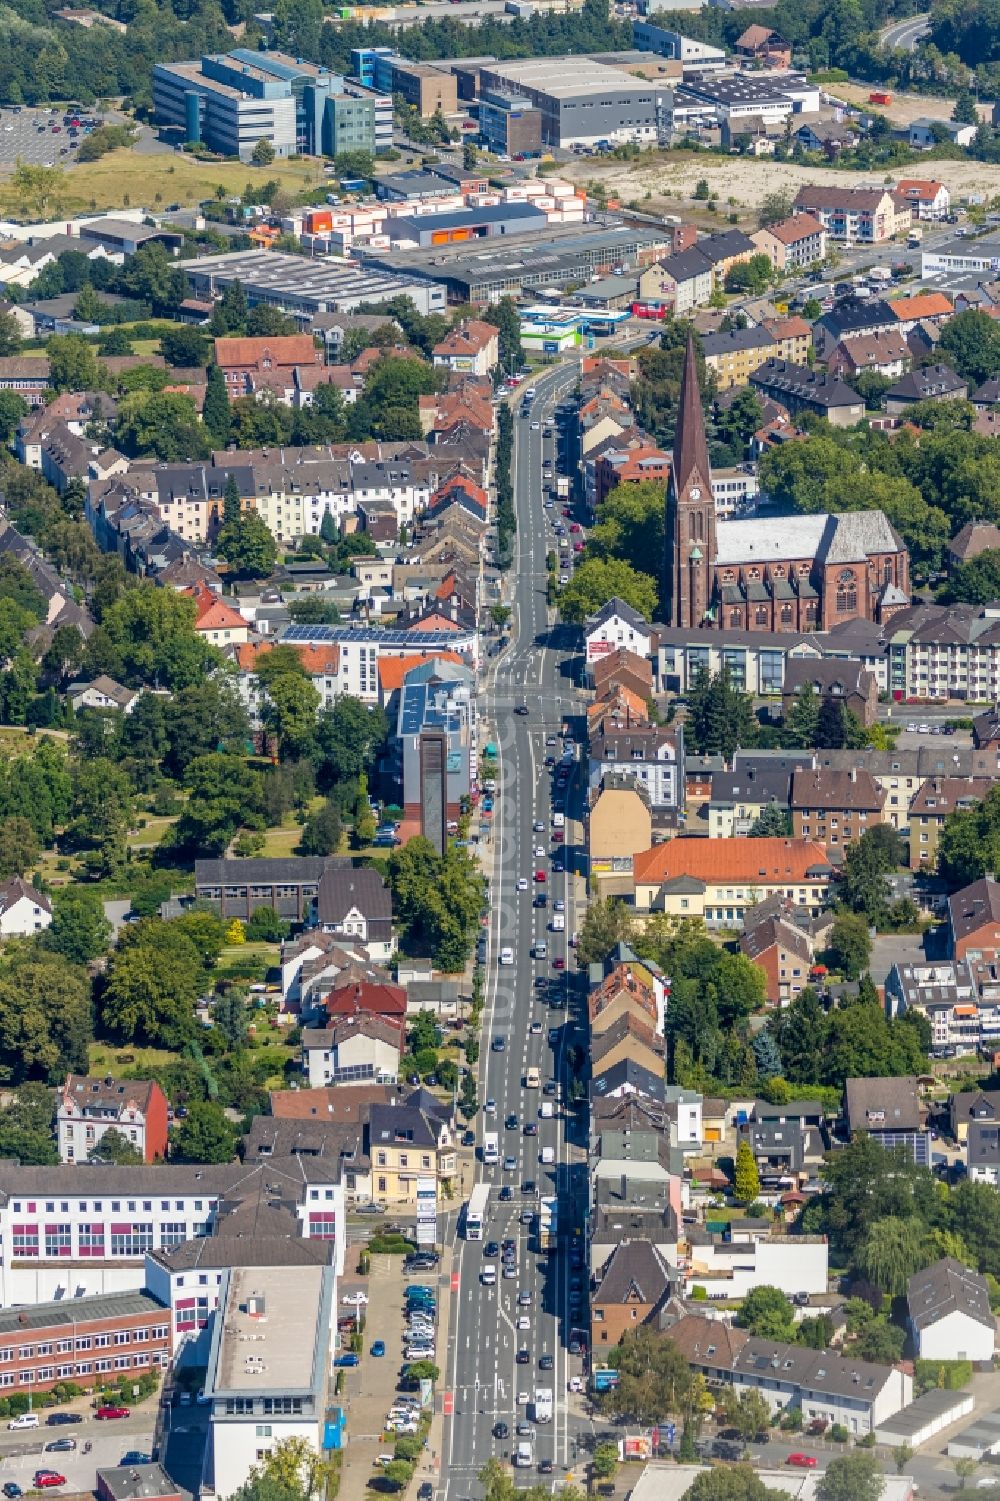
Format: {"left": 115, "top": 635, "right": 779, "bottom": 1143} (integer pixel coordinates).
{"left": 479, "top": 87, "right": 543, "bottom": 155}
{"left": 397, "top": 659, "right": 475, "bottom": 838}
{"left": 153, "top": 49, "right": 345, "bottom": 160}
{"left": 183, "top": 249, "right": 447, "bottom": 319}
{"left": 352, "top": 45, "right": 395, "bottom": 88}
{"left": 632, "top": 21, "right": 727, "bottom": 69}
{"left": 390, "top": 60, "right": 458, "bottom": 116}
{"left": 341, "top": 80, "right": 393, "bottom": 153}
{"left": 325, "top": 91, "right": 376, "bottom": 156}
{"left": 203, "top": 1266, "right": 334, "bottom": 1500}
{"left": 0, "top": 1291, "right": 170, "bottom": 1398}
{"left": 477, "top": 57, "right": 659, "bottom": 147}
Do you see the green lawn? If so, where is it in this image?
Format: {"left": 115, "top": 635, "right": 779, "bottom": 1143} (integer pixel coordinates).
{"left": 89, "top": 1042, "right": 179, "bottom": 1073}
{"left": 127, "top": 814, "right": 180, "bottom": 851}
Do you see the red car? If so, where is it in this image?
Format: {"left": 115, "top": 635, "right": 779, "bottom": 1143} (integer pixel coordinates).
{"left": 569, "top": 523, "right": 581, "bottom": 534}
{"left": 533, "top": 870, "right": 546, "bottom": 883}
{"left": 95, "top": 1406, "right": 130, "bottom": 1421}
{"left": 553, "top": 957, "right": 566, "bottom": 970}
{"left": 786, "top": 1455, "right": 817, "bottom": 1469}
{"left": 34, "top": 1475, "right": 66, "bottom": 1489}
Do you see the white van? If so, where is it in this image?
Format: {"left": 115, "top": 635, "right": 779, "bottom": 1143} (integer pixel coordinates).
{"left": 540, "top": 1146, "right": 555, "bottom": 1165}
{"left": 481, "top": 1266, "right": 497, "bottom": 1285}
{"left": 539, "top": 1101, "right": 554, "bottom": 1119}
{"left": 551, "top": 914, "right": 565, "bottom": 932}
{"left": 552, "top": 812, "right": 565, "bottom": 829}
{"left": 500, "top": 947, "right": 514, "bottom": 965}
{"left": 7, "top": 1415, "right": 38, "bottom": 1431}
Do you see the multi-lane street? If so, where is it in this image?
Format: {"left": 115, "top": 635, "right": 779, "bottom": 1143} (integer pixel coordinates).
{"left": 444, "top": 360, "right": 587, "bottom": 1498}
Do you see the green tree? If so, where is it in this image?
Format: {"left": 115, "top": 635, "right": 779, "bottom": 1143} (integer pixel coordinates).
{"left": 0, "top": 310, "right": 23, "bottom": 359}
{"left": 827, "top": 911, "right": 872, "bottom": 981}
{"left": 946, "top": 549, "right": 1000, "bottom": 605}
{"left": 388, "top": 836, "right": 484, "bottom": 971}
{"left": 43, "top": 887, "right": 111, "bottom": 964}
{"left": 173, "top": 753, "right": 265, "bottom": 856}
{"left": 734, "top": 1138, "right": 761, "bottom": 1204}
{"left": 557, "top": 557, "right": 657, "bottom": 625}
{"left": 575, "top": 897, "right": 635, "bottom": 967}
{"left": 738, "top": 1286, "right": 796, "bottom": 1341}
{"left": 100, "top": 921, "right": 205, "bottom": 1047}
{"left": 938, "top": 309, "right": 1000, "bottom": 386}
{"left": 0, "top": 815, "right": 39, "bottom": 880}
{"left": 203, "top": 363, "right": 230, "bottom": 446}
{"left": 252, "top": 136, "right": 277, "bottom": 165}
{"left": 687, "top": 1468, "right": 786, "bottom": 1501}
{"left": 94, "top": 584, "right": 217, "bottom": 690}
{"left": 89, "top": 1126, "right": 144, "bottom": 1165}
{"left": 892, "top": 1446, "right": 913, "bottom": 1476}
{"left": 172, "top": 1099, "right": 238, "bottom": 1163}
{"left": 47, "top": 333, "right": 97, "bottom": 393}
{"left": 117, "top": 391, "right": 210, "bottom": 461}
{"left": 0, "top": 954, "right": 92, "bottom": 1082}
{"left": 721, "top": 1387, "right": 770, "bottom": 1442}
{"left": 783, "top": 683, "right": 821, "bottom": 748}
{"left": 954, "top": 1458, "right": 980, "bottom": 1491}
{"left": 686, "top": 666, "right": 757, "bottom": 760}
{"left": 0, "top": 1082, "right": 58, "bottom": 1164}
{"left": 299, "top": 800, "right": 343, "bottom": 856}
{"left": 591, "top": 1444, "right": 617, "bottom": 1482}
{"left": 724, "top": 253, "right": 774, "bottom": 295}
{"left": 160, "top": 325, "right": 210, "bottom": 368}
{"left": 216, "top": 508, "right": 278, "bottom": 579}
{"left": 602, "top": 1326, "right": 692, "bottom": 1424}
{"left": 263, "top": 672, "right": 319, "bottom": 760}
{"left": 953, "top": 88, "right": 979, "bottom": 124}
{"left": 748, "top": 804, "right": 792, "bottom": 838}
{"left": 0, "top": 392, "right": 28, "bottom": 445}
{"left": 758, "top": 190, "right": 793, "bottom": 227}
{"left": 816, "top": 1454, "right": 885, "bottom": 1501}
{"left": 857, "top": 1216, "right": 927, "bottom": 1296}
{"left": 839, "top": 825, "right": 901, "bottom": 926}
{"left": 315, "top": 696, "right": 388, "bottom": 787}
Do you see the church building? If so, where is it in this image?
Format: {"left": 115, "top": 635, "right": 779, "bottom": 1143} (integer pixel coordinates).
{"left": 663, "top": 336, "right": 910, "bottom": 634}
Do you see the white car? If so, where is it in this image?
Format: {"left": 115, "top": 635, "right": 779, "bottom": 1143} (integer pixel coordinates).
{"left": 534, "top": 820, "right": 545, "bottom": 832}
{"left": 534, "top": 845, "right": 545, "bottom": 858}
{"left": 517, "top": 1315, "right": 531, "bottom": 1330}
{"left": 531, "top": 422, "right": 540, "bottom": 430}
{"left": 568, "top": 1376, "right": 583, "bottom": 1393}
{"left": 518, "top": 1391, "right": 530, "bottom": 1405}
{"left": 342, "top": 1291, "right": 369, "bottom": 1306}
{"left": 517, "top": 877, "right": 528, "bottom": 891}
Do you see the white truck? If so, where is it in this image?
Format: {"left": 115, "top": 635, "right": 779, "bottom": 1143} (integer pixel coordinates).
{"left": 515, "top": 1441, "right": 534, "bottom": 1467}
{"left": 533, "top": 1388, "right": 554, "bottom": 1424}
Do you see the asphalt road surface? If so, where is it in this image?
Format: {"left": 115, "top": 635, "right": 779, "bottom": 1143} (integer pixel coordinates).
{"left": 880, "top": 13, "right": 931, "bottom": 50}
{"left": 444, "top": 361, "right": 589, "bottom": 1500}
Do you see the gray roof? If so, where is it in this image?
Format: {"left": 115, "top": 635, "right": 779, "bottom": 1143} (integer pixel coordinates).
{"left": 844, "top": 1075, "right": 922, "bottom": 1133}
{"left": 710, "top": 768, "right": 791, "bottom": 806}
{"left": 907, "top": 1256, "right": 995, "bottom": 1333}
{"left": 195, "top": 857, "right": 327, "bottom": 886}
{"left": 593, "top": 1239, "right": 673, "bottom": 1305}
{"left": 0, "top": 1290, "right": 165, "bottom": 1336}
{"left": 96, "top": 1465, "right": 177, "bottom": 1501}
{"left": 702, "top": 326, "right": 776, "bottom": 358}
{"left": 968, "top": 1122, "right": 1000, "bottom": 1168}
{"left": 317, "top": 863, "right": 393, "bottom": 928}
{"left": 949, "top": 878, "right": 1000, "bottom": 947}
{"left": 885, "top": 363, "right": 967, "bottom": 402}
{"left": 587, "top": 596, "right": 651, "bottom": 634}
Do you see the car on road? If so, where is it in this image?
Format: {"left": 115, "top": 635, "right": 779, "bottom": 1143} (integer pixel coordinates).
{"left": 4, "top": 1484, "right": 23, "bottom": 1498}
{"left": 494, "top": 1423, "right": 509, "bottom": 1439}
{"left": 538, "top": 1459, "right": 554, "bottom": 1474}
{"left": 517, "top": 877, "right": 528, "bottom": 891}
{"left": 486, "top": 1097, "right": 497, "bottom": 1112}
{"left": 524, "top": 1122, "right": 538, "bottom": 1135}
{"left": 33, "top": 1476, "right": 65, "bottom": 1490}
{"left": 499, "top": 1186, "right": 513, "bottom": 1201}
{"left": 539, "top": 1353, "right": 554, "bottom": 1369}
{"left": 334, "top": 1354, "right": 359, "bottom": 1368}
{"left": 521, "top": 1180, "right": 536, "bottom": 1194}
{"left": 517, "top": 1289, "right": 532, "bottom": 1305}
{"left": 45, "top": 1415, "right": 82, "bottom": 1427}
{"left": 543, "top": 1080, "right": 558, "bottom": 1095}
{"left": 506, "top": 1113, "right": 519, "bottom": 1128}
{"left": 533, "top": 845, "right": 545, "bottom": 858}
{"left": 371, "top": 1341, "right": 386, "bottom": 1357}
{"left": 43, "top": 1440, "right": 75, "bottom": 1453}
{"left": 553, "top": 899, "right": 565, "bottom": 912}
{"left": 516, "top": 1348, "right": 530, "bottom": 1364}
{"left": 492, "top": 1035, "right": 506, "bottom": 1052}
{"left": 568, "top": 1376, "right": 583, "bottom": 1393}
{"left": 553, "top": 957, "right": 565, "bottom": 970}
{"left": 786, "top": 1455, "right": 817, "bottom": 1469}
{"left": 534, "top": 870, "right": 546, "bottom": 883}
{"left": 418, "top": 1485, "right": 433, "bottom": 1501}
{"left": 504, "top": 1155, "right": 517, "bottom": 1171}
{"left": 515, "top": 704, "right": 529, "bottom": 716}
{"left": 534, "top": 820, "right": 545, "bottom": 832}
{"left": 95, "top": 1406, "right": 130, "bottom": 1420}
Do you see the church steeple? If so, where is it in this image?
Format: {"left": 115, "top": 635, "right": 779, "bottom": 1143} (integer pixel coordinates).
{"left": 664, "top": 333, "right": 716, "bottom": 628}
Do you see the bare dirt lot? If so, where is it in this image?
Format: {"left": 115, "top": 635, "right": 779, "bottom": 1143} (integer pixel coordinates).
{"left": 560, "top": 150, "right": 1000, "bottom": 225}
{"left": 829, "top": 81, "right": 994, "bottom": 126}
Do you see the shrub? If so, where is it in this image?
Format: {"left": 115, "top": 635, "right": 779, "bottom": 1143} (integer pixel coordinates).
{"left": 915, "top": 1358, "right": 973, "bottom": 1394}
{"left": 830, "top": 1424, "right": 848, "bottom": 1443}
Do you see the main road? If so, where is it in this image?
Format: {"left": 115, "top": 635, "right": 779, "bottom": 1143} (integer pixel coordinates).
{"left": 443, "top": 358, "right": 589, "bottom": 1500}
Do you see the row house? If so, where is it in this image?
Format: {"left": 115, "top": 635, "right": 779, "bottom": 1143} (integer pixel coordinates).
{"left": 909, "top": 776, "right": 995, "bottom": 868}
{"left": 587, "top": 722, "right": 683, "bottom": 817}
{"left": 789, "top": 766, "right": 886, "bottom": 848}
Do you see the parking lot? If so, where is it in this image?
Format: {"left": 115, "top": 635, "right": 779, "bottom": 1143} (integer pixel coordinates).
{"left": 0, "top": 106, "right": 112, "bottom": 169}
{"left": 0, "top": 1412, "right": 157, "bottom": 1494}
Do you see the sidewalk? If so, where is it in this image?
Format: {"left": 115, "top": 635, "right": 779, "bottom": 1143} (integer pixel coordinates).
{"left": 409, "top": 1241, "right": 456, "bottom": 1501}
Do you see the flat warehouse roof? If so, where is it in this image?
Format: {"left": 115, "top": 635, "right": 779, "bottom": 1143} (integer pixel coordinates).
{"left": 483, "top": 56, "right": 656, "bottom": 97}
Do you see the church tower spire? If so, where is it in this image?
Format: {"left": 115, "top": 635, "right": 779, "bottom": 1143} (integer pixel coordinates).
{"left": 664, "top": 333, "right": 716, "bottom": 628}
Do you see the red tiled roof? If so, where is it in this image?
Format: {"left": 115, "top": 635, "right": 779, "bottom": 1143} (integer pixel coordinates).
{"left": 214, "top": 334, "right": 319, "bottom": 369}
{"left": 889, "top": 292, "right": 953, "bottom": 321}
{"left": 325, "top": 978, "right": 407, "bottom": 1019}
{"left": 633, "top": 836, "right": 831, "bottom": 887}
{"left": 376, "top": 652, "right": 464, "bottom": 691}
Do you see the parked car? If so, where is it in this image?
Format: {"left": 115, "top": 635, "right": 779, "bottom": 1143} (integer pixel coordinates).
{"left": 43, "top": 1441, "right": 75, "bottom": 1454}
{"left": 95, "top": 1407, "right": 130, "bottom": 1421}
{"left": 33, "top": 1476, "right": 65, "bottom": 1490}
{"left": 334, "top": 1354, "right": 359, "bottom": 1368}
{"left": 786, "top": 1455, "right": 817, "bottom": 1470}
{"left": 45, "top": 1415, "right": 82, "bottom": 1427}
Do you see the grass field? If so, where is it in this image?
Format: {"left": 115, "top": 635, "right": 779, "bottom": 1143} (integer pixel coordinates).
{"left": 89, "top": 1043, "right": 179, "bottom": 1074}
{"left": 0, "top": 147, "right": 326, "bottom": 220}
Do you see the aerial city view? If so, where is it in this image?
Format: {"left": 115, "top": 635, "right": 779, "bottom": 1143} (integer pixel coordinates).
{"left": 3, "top": 0, "right": 1000, "bottom": 1497}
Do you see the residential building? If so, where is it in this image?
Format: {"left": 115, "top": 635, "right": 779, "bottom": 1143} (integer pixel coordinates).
{"left": 750, "top": 214, "right": 826, "bottom": 271}
{"left": 909, "top": 777, "right": 994, "bottom": 867}
{"left": 0, "top": 877, "right": 52, "bottom": 939}
{"left": 590, "top": 1166, "right": 678, "bottom": 1280}
{"left": 843, "top": 1075, "right": 929, "bottom": 1165}
{"left": 214, "top": 334, "right": 321, "bottom": 398}
{"left": 0, "top": 1291, "right": 170, "bottom": 1397}
{"left": 791, "top": 185, "right": 910, "bottom": 243}
{"left": 813, "top": 298, "right": 898, "bottom": 361}
{"left": 365, "top": 1101, "right": 456, "bottom": 1203}
{"left": 186, "top": 583, "right": 250, "bottom": 646}
{"left": 700, "top": 327, "right": 777, "bottom": 391}
{"left": 740, "top": 914, "right": 816, "bottom": 1006}
{"left": 782, "top": 657, "right": 878, "bottom": 726}
{"left": 950, "top": 1089, "right": 1000, "bottom": 1143}
{"left": 707, "top": 767, "right": 791, "bottom": 839}
{"left": 590, "top": 1241, "right": 673, "bottom": 1349}
{"left": 588, "top": 963, "right": 661, "bottom": 1036}
{"left": 589, "top": 781, "right": 653, "bottom": 891}
{"left": 749, "top": 359, "right": 865, "bottom": 426}
{"left": 884, "top": 363, "right": 968, "bottom": 414}
{"left": 735, "top": 24, "right": 792, "bottom": 66}
{"left": 789, "top": 766, "right": 886, "bottom": 848}
{"left": 0, "top": 357, "right": 51, "bottom": 406}
{"left": 632, "top": 836, "right": 833, "bottom": 923}
{"left": 202, "top": 1266, "right": 334, "bottom": 1500}
{"left": 301, "top": 1014, "right": 404, "bottom": 1089}
{"left": 827, "top": 332, "right": 911, "bottom": 380}
{"left": 762, "top": 315, "right": 812, "bottom": 365}
{"left": 431, "top": 320, "right": 498, "bottom": 377}
{"left": 907, "top": 1257, "right": 996, "bottom": 1361}
{"left": 66, "top": 676, "right": 140, "bottom": 715}
{"left": 667, "top": 1315, "right": 913, "bottom": 1433}
{"left": 888, "top": 291, "right": 954, "bottom": 332}
{"left": 592, "top": 1013, "right": 666, "bottom": 1081}
{"left": 637, "top": 248, "right": 714, "bottom": 315}
{"left": 909, "top": 117, "right": 976, "bottom": 148}
{"left": 584, "top": 597, "right": 656, "bottom": 669}
{"left": 588, "top": 724, "right": 683, "bottom": 817}
{"left": 949, "top": 877, "right": 1000, "bottom": 963}
{"left": 895, "top": 178, "right": 951, "bottom": 220}
{"left": 57, "top": 1076, "right": 169, "bottom": 1165}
